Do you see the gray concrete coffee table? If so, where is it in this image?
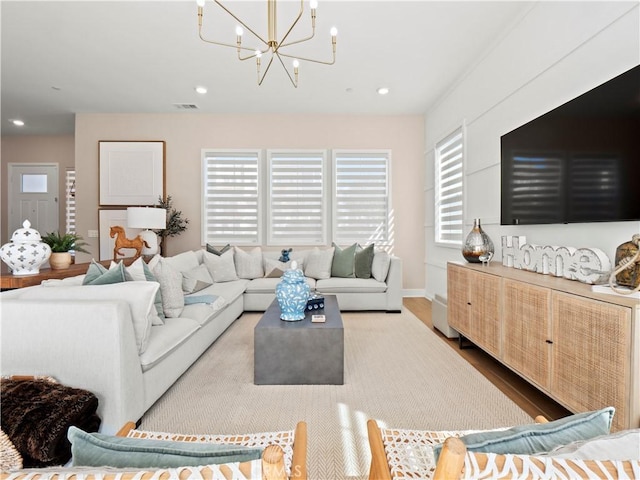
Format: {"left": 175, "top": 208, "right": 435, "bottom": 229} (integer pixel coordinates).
{"left": 254, "top": 294, "right": 344, "bottom": 385}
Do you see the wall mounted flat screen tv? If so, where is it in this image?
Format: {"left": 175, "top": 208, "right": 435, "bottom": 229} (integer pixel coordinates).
{"left": 501, "top": 65, "right": 640, "bottom": 225}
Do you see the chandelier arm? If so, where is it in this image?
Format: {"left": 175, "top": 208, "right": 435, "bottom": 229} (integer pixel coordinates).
{"left": 278, "top": 50, "right": 336, "bottom": 66}
{"left": 258, "top": 55, "right": 277, "bottom": 86}
{"left": 214, "top": 0, "right": 269, "bottom": 46}
{"left": 199, "top": 32, "right": 258, "bottom": 52}
{"left": 275, "top": 52, "right": 298, "bottom": 88}
{"left": 279, "top": 27, "right": 316, "bottom": 48}
{"left": 272, "top": 0, "right": 304, "bottom": 54}
{"left": 238, "top": 46, "right": 270, "bottom": 62}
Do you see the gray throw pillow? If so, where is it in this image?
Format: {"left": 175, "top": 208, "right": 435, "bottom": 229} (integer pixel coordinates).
{"left": 68, "top": 427, "right": 263, "bottom": 469}
{"left": 371, "top": 250, "right": 391, "bottom": 282}
{"left": 182, "top": 264, "right": 214, "bottom": 294}
{"left": 355, "top": 243, "right": 375, "bottom": 279}
{"left": 331, "top": 243, "right": 357, "bottom": 278}
{"left": 206, "top": 244, "right": 231, "bottom": 256}
{"left": 203, "top": 249, "right": 239, "bottom": 283}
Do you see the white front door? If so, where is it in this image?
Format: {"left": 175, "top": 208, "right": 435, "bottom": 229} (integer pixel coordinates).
{"left": 8, "top": 164, "right": 59, "bottom": 237}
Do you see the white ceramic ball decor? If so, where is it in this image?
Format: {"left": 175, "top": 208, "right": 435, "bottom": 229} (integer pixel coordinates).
{"left": 0, "top": 220, "right": 52, "bottom": 275}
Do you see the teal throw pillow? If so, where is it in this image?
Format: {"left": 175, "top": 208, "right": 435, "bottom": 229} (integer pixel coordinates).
{"left": 68, "top": 427, "right": 263, "bottom": 469}
{"left": 82, "top": 260, "right": 108, "bottom": 285}
{"left": 355, "top": 243, "right": 375, "bottom": 279}
{"left": 83, "top": 261, "right": 127, "bottom": 286}
{"left": 433, "top": 407, "right": 615, "bottom": 462}
{"left": 206, "top": 244, "right": 231, "bottom": 256}
{"left": 331, "top": 243, "right": 357, "bottom": 278}
{"left": 142, "top": 261, "right": 165, "bottom": 320}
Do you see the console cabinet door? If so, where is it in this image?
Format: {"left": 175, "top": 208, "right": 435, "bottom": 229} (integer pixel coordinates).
{"left": 502, "top": 280, "right": 552, "bottom": 390}
{"left": 447, "top": 264, "right": 501, "bottom": 357}
{"left": 447, "top": 264, "right": 471, "bottom": 337}
{"left": 551, "top": 292, "right": 632, "bottom": 432}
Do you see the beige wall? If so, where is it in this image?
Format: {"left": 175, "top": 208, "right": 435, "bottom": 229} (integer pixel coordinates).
{"left": 1, "top": 135, "right": 75, "bottom": 243}
{"left": 74, "top": 113, "right": 425, "bottom": 291}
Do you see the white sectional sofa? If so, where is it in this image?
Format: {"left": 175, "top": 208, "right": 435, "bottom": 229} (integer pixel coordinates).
{"left": 0, "top": 246, "right": 402, "bottom": 434}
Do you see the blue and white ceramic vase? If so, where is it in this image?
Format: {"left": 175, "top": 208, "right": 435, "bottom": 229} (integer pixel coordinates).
{"left": 276, "top": 261, "right": 310, "bottom": 321}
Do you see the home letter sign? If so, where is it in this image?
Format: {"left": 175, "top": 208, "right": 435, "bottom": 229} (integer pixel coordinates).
{"left": 501, "top": 236, "right": 611, "bottom": 285}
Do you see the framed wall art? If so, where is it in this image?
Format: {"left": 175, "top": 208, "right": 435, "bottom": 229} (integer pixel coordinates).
{"left": 99, "top": 141, "right": 165, "bottom": 206}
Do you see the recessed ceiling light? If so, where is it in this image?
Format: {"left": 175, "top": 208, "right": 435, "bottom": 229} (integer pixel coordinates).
{"left": 11, "top": 119, "right": 25, "bottom": 126}
{"left": 377, "top": 87, "right": 390, "bottom": 95}
{"left": 195, "top": 86, "right": 208, "bottom": 94}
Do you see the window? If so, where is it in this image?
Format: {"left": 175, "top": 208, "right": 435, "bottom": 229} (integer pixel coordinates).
{"left": 267, "top": 150, "right": 326, "bottom": 245}
{"left": 202, "top": 148, "right": 391, "bottom": 246}
{"left": 202, "top": 150, "right": 261, "bottom": 245}
{"left": 435, "top": 127, "right": 464, "bottom": 246}
{"left": 333, "top": 150, "right": 390, "bottom": 245}
{"left": 65, "top": 169, "right": 76, "bottom": 233}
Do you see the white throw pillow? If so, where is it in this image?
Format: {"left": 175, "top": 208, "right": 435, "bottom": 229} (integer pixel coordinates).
{"left": 371, "top": 250, "right": 391, "bottom": 282}
{"left": 182, "top": 264, "right": 214, "bottom": 293}
{"left": 548, "top": 429, "right": 640, "bottom": 460}
{"left": 304, "top": 247, "right": 334, "bottom": 280}
{"left": 162, "top": 250, "right": 200, "bottom": 273}
{"left": 15, "top": 282, "right": 158, "bottom": 354}
{"left": 151, "top": 258, "right": 185, "bottom": 318}
{"left": 263, "top": 257, "right": 302, "bottom": 278}
{"left": 234, "top": 247, "right": 264, "bottom": 279}
{"left": 203, "top": 249, "right": 239, "bottom": 283}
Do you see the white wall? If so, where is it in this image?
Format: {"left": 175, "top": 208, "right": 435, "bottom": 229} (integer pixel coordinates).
{"left": 424, "top": 1, "right": 640, "bottom": 300}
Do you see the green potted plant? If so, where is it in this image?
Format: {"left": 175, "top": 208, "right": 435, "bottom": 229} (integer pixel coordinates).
{"left": 155, "top": 195, "right": 189, "bottom": 254}
{"left": 41, "top": 231, "right": 90, "bottom": 270}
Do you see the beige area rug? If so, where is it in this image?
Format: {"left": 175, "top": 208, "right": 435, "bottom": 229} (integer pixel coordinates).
{"left": 140, "top": 309, "right": 532, "bottom": 480}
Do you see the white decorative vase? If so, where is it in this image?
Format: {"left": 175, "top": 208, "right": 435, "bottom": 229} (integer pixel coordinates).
{"left": 0, "top": 220, "right": 52, "bottom": 275}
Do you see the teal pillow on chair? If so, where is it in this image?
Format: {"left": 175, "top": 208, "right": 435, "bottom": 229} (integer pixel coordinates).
{"left": 433, "top": 407, "right": 615, "bottom": 461}
{"left": 331, "top": 243, "right": 357, "bottom": 278}
{"left": 68, "top": 427, "right": 263, "bottom": 469}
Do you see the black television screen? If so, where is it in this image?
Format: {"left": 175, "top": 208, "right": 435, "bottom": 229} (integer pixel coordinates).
{"left": 500, "top": 65, "right": 640, "bottom": 225}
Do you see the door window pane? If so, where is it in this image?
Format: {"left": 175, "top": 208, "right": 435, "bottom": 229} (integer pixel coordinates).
{"left": 22, "top": 174, "right": 48, "bottom": 193}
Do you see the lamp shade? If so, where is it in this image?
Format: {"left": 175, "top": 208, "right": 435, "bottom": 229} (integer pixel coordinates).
{"left": 127, "top": 207, "right": 166, "bottom": 229}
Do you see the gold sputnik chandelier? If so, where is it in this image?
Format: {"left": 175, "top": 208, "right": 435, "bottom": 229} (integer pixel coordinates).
{"left": 196, "top": 0, "right": 338, "bottom": 87}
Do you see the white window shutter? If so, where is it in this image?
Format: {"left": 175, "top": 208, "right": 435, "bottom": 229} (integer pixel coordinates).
{"left": 267, "top": 151, "right": 326, "bottom": 245}
{"left": 65, "top": 169, "right": 76, "bottom": 234}
{"left": 435, "top": 128, "right": 464, "bottom": 245}
{"left": 333, "top": 150, "right": 390, "bottom": 245}
{"left": 202, "top": 150, "right": 261, "bottom": 245}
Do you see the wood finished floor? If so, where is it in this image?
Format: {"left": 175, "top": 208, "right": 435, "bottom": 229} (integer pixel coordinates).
{"left": 403, "top": 297, "right": 572, "bottom": 422}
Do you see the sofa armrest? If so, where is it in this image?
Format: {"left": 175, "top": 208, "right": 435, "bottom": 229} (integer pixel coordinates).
{"left": 385, "top": 256, "right": 403, "bottom": 312}
{"left": 0, "top": 299, "right": 145, "bottom": 434}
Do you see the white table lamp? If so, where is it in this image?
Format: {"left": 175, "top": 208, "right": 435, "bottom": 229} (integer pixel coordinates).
{"left": 127, "top": 207, "right": 166, "bottom": 255}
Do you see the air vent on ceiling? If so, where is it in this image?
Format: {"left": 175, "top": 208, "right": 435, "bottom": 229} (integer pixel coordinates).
{"left": 173, "top": 103, "right": 199, "bottom": 110}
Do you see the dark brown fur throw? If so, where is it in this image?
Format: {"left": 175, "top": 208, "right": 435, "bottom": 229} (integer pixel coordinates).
{"left": 1, "top": 378, "right": 101, "bottom": 467}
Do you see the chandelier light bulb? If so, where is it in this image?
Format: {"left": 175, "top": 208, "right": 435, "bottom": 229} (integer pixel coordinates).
{"left": 330, "top": 27, "right": 338, "bottom": 37}
{"left": 235, "top": 26, "right": 243, "bottom": 37}
{"left": 255, "top": 50, "right": 262, "bottom": 58}
{"left": 196, "top": 0, "right": 205, "bottom": 6}
{"left": 310, "top": 0, "right": 318, "bottom": 9}
{"left": 293, "top": 59, "right": 300, "bottom": 69}
{"left": 195, "top": 86, "right": 207, "bottom": 94}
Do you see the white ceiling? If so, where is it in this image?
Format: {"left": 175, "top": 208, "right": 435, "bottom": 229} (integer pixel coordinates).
{"left": 1, "top": 1, "right": 533, "bottom": 136}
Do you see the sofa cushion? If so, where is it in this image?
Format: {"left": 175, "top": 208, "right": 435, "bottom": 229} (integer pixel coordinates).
{"left": 14, "top": 282, "right": 159, "bottom": 354}
{"left": 139, "top": 317, "right": 201, "bottom": 371}
{"left": 162, "top": 250, "right": 200, "bottom": 273}
{"left": 332, "top": 243, "right": 357, "bottom": 278}
{"left": 68, "top": 426, "right": 262, "bottom": 469}
{"left": 245, "top": 277, "right": 316, "bottom": 294}
{"left": 206, "top": 243, "right": 231, "bottom": 256}
{"left": 201, "top": 280, "right": 249, "bottom": 305}
{"left": 234, "top": 247, "right": 264, "bottom": 279}
{"left": 203, "top": 250, "right": 239, "bottom": 283}
{"left": 83, "top": 261, "right": 127, "bottom": 285}
{"left": 371, "top": 250, "right": 391, "bottom": 282}
{"left": 111, "top": 259, "right": 165, "bottom": 323}
{"left": 181, "top": 264, "right": 213, "bottom": 294}
{"left": 355, "top": 243, "right": 375, "bottom": 279}
{"left": 150, "top": 257, "right": 185, "bottom": 318}
{"left": 315, "top": 277, "right": 387, "bottom": 294}
{"left": 304, "top": 247, "right": 334, "bottom": 280}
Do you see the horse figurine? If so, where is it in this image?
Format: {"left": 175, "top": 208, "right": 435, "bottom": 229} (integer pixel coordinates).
{"left": 110, "top": 226, "right": 149, "bottom": 261}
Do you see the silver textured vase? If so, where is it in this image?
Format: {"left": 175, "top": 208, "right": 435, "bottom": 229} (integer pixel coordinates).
{"left": 275, "top": 261, "right": 311, "bottom": 321}
{"left": 462, "top": 218, "right": 494, "bottom": 264}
